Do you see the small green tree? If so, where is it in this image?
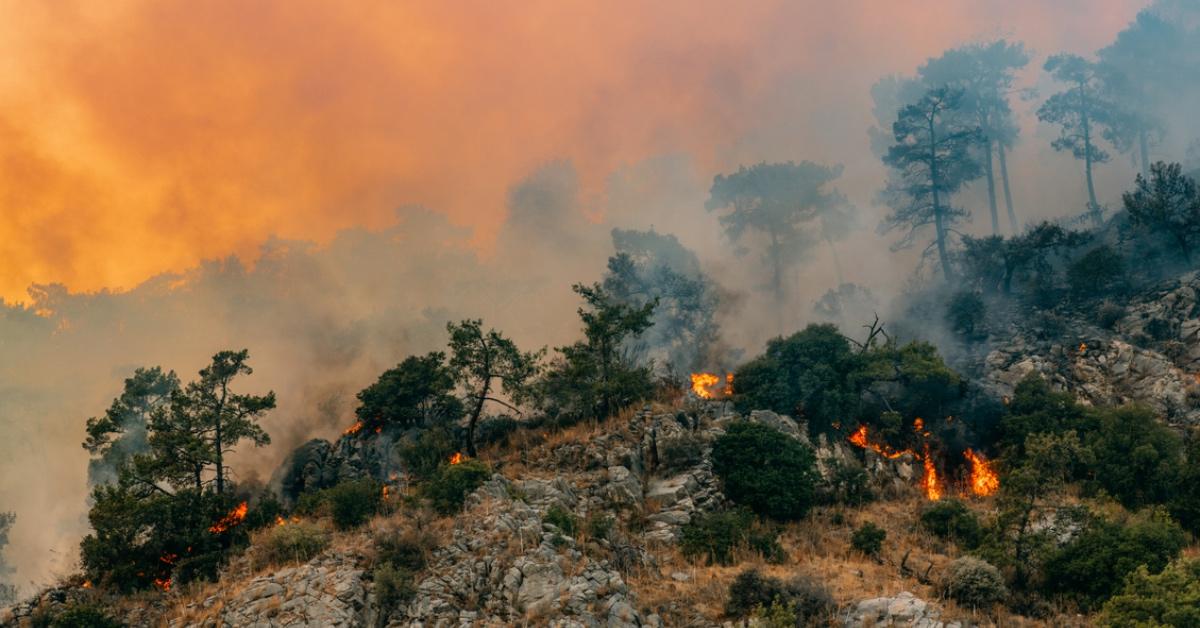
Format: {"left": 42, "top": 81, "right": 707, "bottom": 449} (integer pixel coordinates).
{"left": 1099, "top": 557, "right": 1200, "bottom": 627}
{"left": 83, "top": 366, "right": 179, "bottom": 486}
{"left": 538, "top": 283, "right": 655, "bottom": 423}
{"left": 355, "top": 353, "right": 462, "bottom": 431}
{"left": 711, "top": 422, "right": 818, "bottom": 521}
{"left": 1067, "top": 245, "right": 1125, "bottom": 299}
{"left": 1123, "top": 161, "right": 1200, "bottom": 263}
{"left": 446, "top": 319, "right": 541, "bottom": 456}
{"left": 851, "top": 522, "right": 886, "bottom": 558}
{"left": 945, "top": 291, "right": 986, "bottom": 340}
{"left": 421, "top": 460, "right": 491, "bottom": 515}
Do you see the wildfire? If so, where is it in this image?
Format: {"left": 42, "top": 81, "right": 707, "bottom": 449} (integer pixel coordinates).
{"left": 690, "top": 372, "right": 721, "bottom": 398}
{"left": 922, "top": 445, "right": 942, "bottom": 501}
{"left": 847, "top": 424, "right": 944, "bottom": 500}
{"left": 154, "top": 577, "right": 172, "bottom": 591}
{"left": 275, "top": 515, "right": 302, "bottom": 527}
{"left": 964, "top": 449, "right": 1000, "bottom": 497}
{"left": 208, "top": 501, "right": 248, "bottom": 533}
{"left": 343, "top": 421, "right": 364, "bottom": 436}
{"left": 81, "top": 580, "right": 92, "bottom": 589}
{"left": 847, "top": 425, "right": 909, "bottom": 459}
{"left": 449, "top": 452, "right": 465, "bottom": 465}
{"left": 1079, "top": 342, "right": 1087, "bottom": 355}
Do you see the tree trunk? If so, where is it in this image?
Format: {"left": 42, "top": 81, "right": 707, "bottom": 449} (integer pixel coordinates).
{"left": 215, "top": 382, "right": 228, "bottom": 495}
{"left": 984, "top": 138, "right": 1000, "bottom": 235}
{"left": 1080, "top": 86, "right": 1102, "bottom": 228}
{"left": 929, "top": 117, "right": 954, "bottom": 282}
{"left": 998, "top": 143, "right": 1018, "bottom": 234}
{"left": 466, "top": 379, "right": 488, "bottom": 457}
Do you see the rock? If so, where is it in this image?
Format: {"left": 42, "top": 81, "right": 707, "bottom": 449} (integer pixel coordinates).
{"left": 843, "top": 591, "right": 958, "bottom": 628}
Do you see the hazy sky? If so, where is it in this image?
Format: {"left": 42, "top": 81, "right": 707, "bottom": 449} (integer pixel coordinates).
{"left": 0, "top": 0, "right": 1161, "bottom": 592}
{"left": 0, "top": 0, "right": 1145, "bottom": 302}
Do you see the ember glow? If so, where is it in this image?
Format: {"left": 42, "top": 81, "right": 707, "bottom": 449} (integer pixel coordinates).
{"left": 964, "top": 449, "right": 1000, "bottom": 497}
{"left": 208, "top": 501, "right": 248, "bottom": 534}
{"left": 343, "top": 421, "right": 365, "bottom": 436}
{"left": 847, "top": 425, "right": 911, "bottom": 460}
{"left": 449, "top": 452, "right": 465, "bottom": 465}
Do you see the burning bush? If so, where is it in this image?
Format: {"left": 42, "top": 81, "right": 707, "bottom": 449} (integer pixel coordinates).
{"left": 711, "top": 421, "right": 818, "bottom": 521}
{"left": 397, "top": 424, "right": 460, "bottom": 480}
{"left": 420, "top": 459, "right": 491, "bottom": 515}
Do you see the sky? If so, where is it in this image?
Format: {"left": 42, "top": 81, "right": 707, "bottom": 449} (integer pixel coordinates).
{"left": 0, "top": 0, "right": 1144, "bottom": 303}
{"left": 0, "top": 0, "right": 1156, "bottom": 592}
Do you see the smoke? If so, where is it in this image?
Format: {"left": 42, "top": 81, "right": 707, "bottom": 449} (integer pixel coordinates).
{"left": 0, "top": 0, "right": 1169, "bottom": 595}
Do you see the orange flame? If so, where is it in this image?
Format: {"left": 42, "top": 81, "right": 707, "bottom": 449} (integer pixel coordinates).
{"left": 154, "top": 577, "right": 172, "bottom": 591}
{"left": 848, "top": 424, "right": 946, "bottom": 500}
{"left": 81, "top": 580, "right": 92, "bottom": 589}
{"left": 964, "top": 449, "right": 999, "bottom": 497}
{"left": 847, "top": 425, "right": 910, "bottom": 460}
{"left": 382, "top": 485, "right": 390, "bottom": 499}
{"left": 922, "top": 444, "right": 941, "bottom": 501}
{"left": 209, "top": 501, "right": 248, "bottom": 533}
{"left": 690, "top": 372, "right": 721, "bottom": 399}
{"left": 343, "top": 421, "right": 364, "bottom": 436}
{"left": 1078, "top": 342, "right": 1087, "bottom": 355}
{"left": 449, "top": 452, "right": 465, "bottom": 465}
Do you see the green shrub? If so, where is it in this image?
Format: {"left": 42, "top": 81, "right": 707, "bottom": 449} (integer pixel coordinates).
{"left": 374, "top": 562, "right": 417, "bottom": 613}
{"left": 946, "top": 291, "right": 986, "bottom": 339}
{"left": 397, "top": 425, "right": 459, "bottom": 480}
{"left": 920, "top": 499, "right": 982, "bottom": 548}
{"left": 657, "top": 434, "right": 705, "bottom": 473}
{"left": 1084, "top": 406, "right": 1182, "bottom": 510}
{"left": 1096, "top": 301, "right": 1125, "bottom": 329}
{"left": 258, "top": 521, "right": 329, "bottom": 565}
{"left": 1067, "top": 245, "right": 1125, "bottom": 299}
{"left": 374, "top": 529, "right": 433, "bottom": 572}
{"left": 327, "top": 478, "right": 383, "bottom": 529}
{"left": 941, "top": 556, "right": 1007, "bottom": 608}
{"left": 725, "top": 568, "right": 834, "bottom": 623}
{"left": 544, "top": 505, "right": 578, "bottom": 536}
{"left": 680, "top": 509, "right": 783, "bottom": 565}
{"left": 1099, "top": 558, "right": 1200, "bottom": 627}
{"left": 1043, "top": 513, "right": 1187, "bottom": 609}
{"left": 586, "top": 513, "right": 614, "bottom": 541}
{"left": 821, "top": 459, "right": 873, "bottom": 506}
{"left": 711, "top": 422, "right": 818, "bottom": 521}
{"left": 49, "top": 604, "right": 123, "bottom": 628}
{"left": 851, "top": 522, "right": 886, "bottom": 558}
{"left": 750, "top": 599, "right": 797, "bottom": 628}
{"left": 421, "top": 459, "right": 491, "bottom": 515}
{"left": 475, "top": 416, "right": 521, "bottom": 449}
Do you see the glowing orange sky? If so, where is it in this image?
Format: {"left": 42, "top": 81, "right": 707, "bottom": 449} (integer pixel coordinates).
{"left": 0, "top": 0, "right": 1142, "bottom": 302}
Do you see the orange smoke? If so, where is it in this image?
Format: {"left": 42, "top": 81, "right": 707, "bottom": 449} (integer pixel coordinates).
{"left": 208, "top": 501, "right": 248, "bottom": 534}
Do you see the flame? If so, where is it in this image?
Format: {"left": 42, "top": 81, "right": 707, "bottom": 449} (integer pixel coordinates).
{"left": 154, "top": 577, "right": 172, "bottom": 591}
{"left": 82, "top": 580, "right": 92, "bottom": 589}
{"left": 847, "top": 425, "right": 910, "bottom": 460}
{"left": 343, "top": 421, "right": 364, "bottom": 436}
{"left": 848, "top": 424, "right": 945, "bottom": 499}
{"left": 382, "top": 485, "right": 390, "bottom": 499}
{"left": 724, "top": 372, "right": 734, "bottom": 396}
{"left": 923, "top": 445, "right": 942, "bottom": 501}
{"left": 690, "top": 372, "right": 721, "bottom": 399}
{"left": 964, "top": 449, "right": 999, "bottom": 497}
{"left": 1078, "top": 342, "right": 1087, "bottom": 355}
{"left": 449, "top": 452, "right": 465, "bottom": 465}
{"left": 913, "top": 418, "right": 924, "bottom": 432}
{"left": 276, "top": 515, "right": 287, "bottom": 526}
{"left": 374, "top": 426, "right": 382, "bottom": 434}
{"left": 209, "top": 501, "right": 248, "bottom": 533}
